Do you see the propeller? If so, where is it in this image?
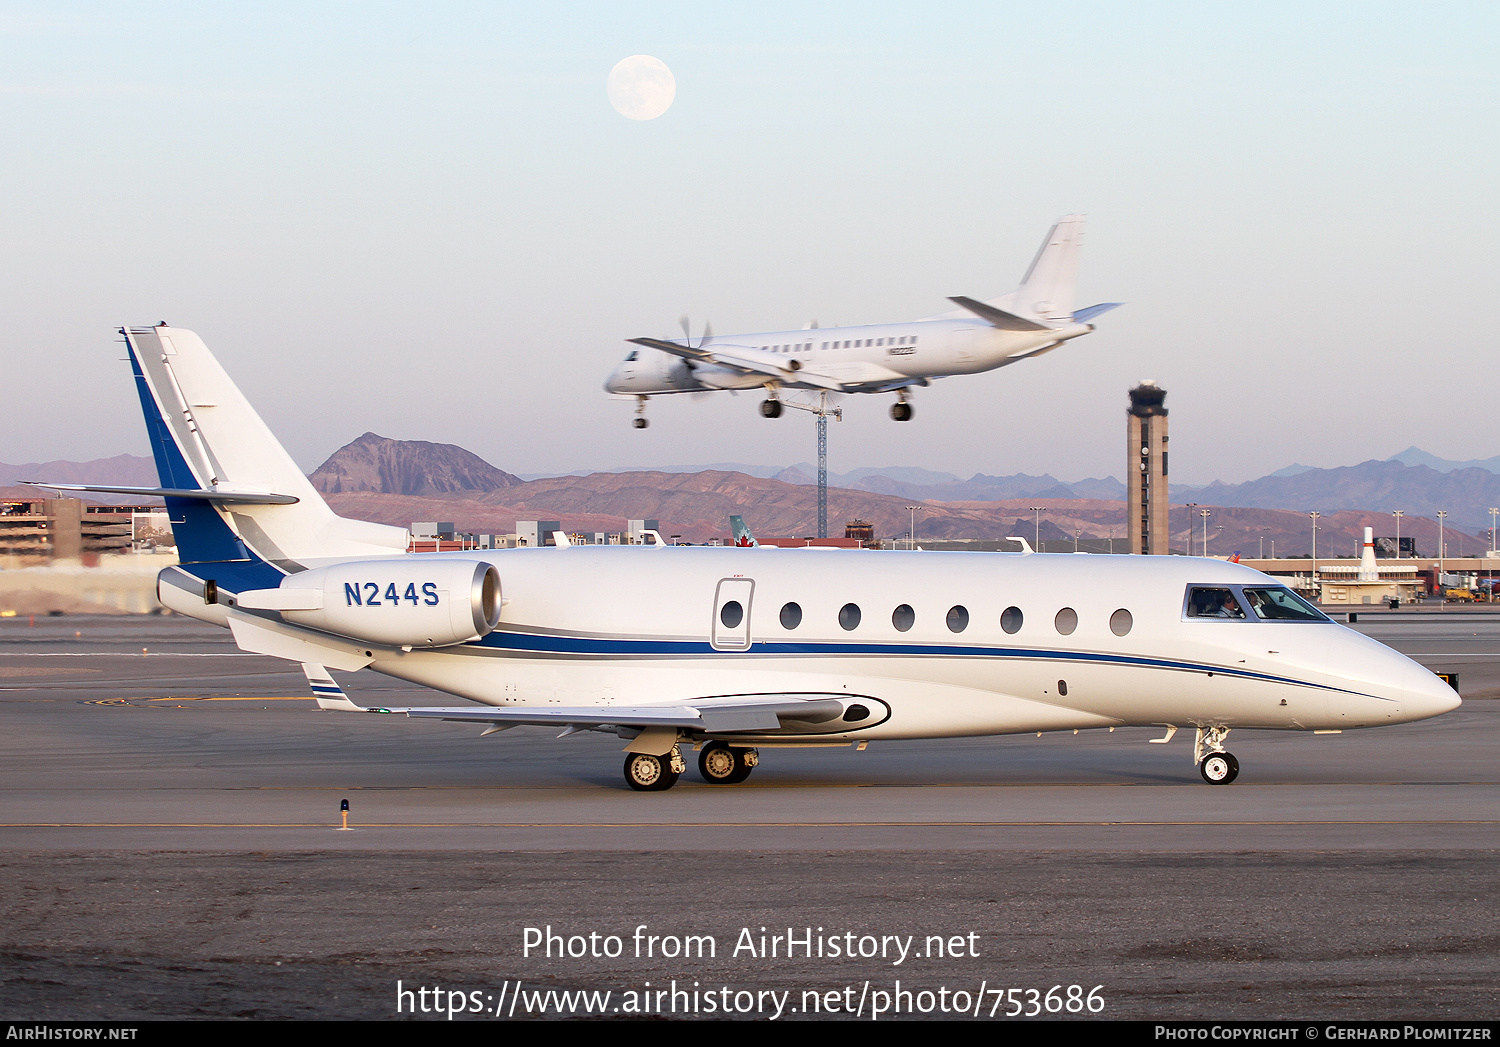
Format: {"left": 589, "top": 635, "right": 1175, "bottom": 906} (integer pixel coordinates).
{"left": 678, "top": 315, "right": 714, "bottom": 349}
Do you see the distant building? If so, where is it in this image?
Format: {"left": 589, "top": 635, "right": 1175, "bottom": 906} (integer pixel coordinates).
{"left": 1127, "top": 381, "right": 1169, "bottom": 555}
{"left": 1317, "top": 527, "right": 1421, "bottom": 604}
{"left": 844, "top": 519, "right": 875, "bottom": 544}
{"left": 0, "top": 498, "right": 142, "bottom": 565}
{"left": 516, "top": 521, "right": 562, "bottom": 547}
{"left": 627, "top": 519, "right": 660, "bottom": 544}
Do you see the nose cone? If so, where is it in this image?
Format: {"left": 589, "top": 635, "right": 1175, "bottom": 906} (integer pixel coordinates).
{"left": 604, "top": 363, "right": 629, "bottom": 393}
{"left": 1403, "top": 665, "right": 1462, "bottom": 722}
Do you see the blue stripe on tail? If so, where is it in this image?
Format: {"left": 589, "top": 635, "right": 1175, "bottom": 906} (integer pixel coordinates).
{"left": 124, "top": 330, "right": 278, "bottom": 583}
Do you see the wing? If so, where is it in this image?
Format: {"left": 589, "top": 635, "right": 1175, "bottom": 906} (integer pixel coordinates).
{"left": 627, "top": 337, "right": 847, "bottom": 392}
{"left": 313, "top": 680, "right": 855, "bottom": 732}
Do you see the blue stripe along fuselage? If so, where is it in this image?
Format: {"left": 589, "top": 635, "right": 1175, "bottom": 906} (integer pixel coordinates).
{"left": 471, "top": 628, "right": 1391, "bottom": 702}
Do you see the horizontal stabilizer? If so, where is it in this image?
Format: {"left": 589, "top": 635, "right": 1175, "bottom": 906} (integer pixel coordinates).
{"left": 21, "top": 481, "right": 299, "bottom": 505}
{"left": 946, "top": 296, "right": 1051, "bottom": 332}
{"left": 1072, "top": 302, "right": 1124, "bottom": 324}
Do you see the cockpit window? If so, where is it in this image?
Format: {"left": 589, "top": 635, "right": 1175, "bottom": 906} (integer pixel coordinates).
{"left": 1186, "top": 587, "right": 1247, "bottom": 620}
{"left": 624, "top": 351, "right": 638, "bottom": 361}
{"left": 1243, "top": 587, "right": 1329, "bottom": 622}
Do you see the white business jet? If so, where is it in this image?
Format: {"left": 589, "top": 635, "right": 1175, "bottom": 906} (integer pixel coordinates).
{"left": 40, "top": 326, "right": 1459, "bottom": 792}
{"left": 604, "top": 214, "right": 1121, "bottom": 427}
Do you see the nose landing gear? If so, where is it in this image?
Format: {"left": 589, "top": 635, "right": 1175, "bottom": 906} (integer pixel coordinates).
{"left": 632, "top": 395, "right": 650, "bottom": 429}
{"left": 1194, "top": 725, "right": 1239, "bottom": 784}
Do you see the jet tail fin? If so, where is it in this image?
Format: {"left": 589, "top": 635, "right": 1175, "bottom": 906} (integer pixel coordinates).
{"left": 123, "top": 325, "right": 408, "bottom": 570}
{"left": 729, "top": 515, "right": 758, "bottom": 547}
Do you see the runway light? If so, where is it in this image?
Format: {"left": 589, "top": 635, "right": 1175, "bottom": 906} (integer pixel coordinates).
{"left": 339, "top": 798, "right": 351, "bottom": 831}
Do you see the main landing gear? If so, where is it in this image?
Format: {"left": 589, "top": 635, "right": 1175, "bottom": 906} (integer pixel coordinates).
{"left": 623, "top": 742, "right": 761, "bottom": 790}
{"left": 624, "top": 746, "right": 685, "bottom": 791}
{"left": 698, "top": 741, "right": 759, "bottom": 784}
{"left": 889, "top": 397, "right": 913, "bottom": 422}
{"left": 1194, "top": 725, "right": 1239, "bottom": 785}
{"left": 760, "top": 398, "right": 783, "bottom": 419}
{"left": 632, "top": 395, "right": 649, "bottom": 429}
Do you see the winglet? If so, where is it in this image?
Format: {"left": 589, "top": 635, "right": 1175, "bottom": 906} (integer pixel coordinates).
{"left": 1006, "top": 536, "right": 1035, "bottom": 554}
{"left": 303, "top": 663, "right": 363, "bottom": 711}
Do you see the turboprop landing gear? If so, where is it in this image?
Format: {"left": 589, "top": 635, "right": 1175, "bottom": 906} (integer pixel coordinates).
{"left": 760, "top": 398, "right": 783, "bottom": 418}
{"left": 698, "top": 741, "right": 759, "bottom": 784}
{"left": 624, "top": 746, "right": 684, "bottom": 791}
{"left": 632, "top": 395, "right": 650, "bottom": 429}
{"left": 1194, "top": 725, "right": 1239, "bottom": 784}
{"left": 889, "top": 397, "right": 913, "bottom": 422}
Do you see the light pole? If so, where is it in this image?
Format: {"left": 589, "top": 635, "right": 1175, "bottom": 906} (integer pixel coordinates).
{"left": 1259, "top": 536, "right": 1264, "bottom": 560}
{"left": 1030, "top": 506, "right": 1046, "bottom": 552}
{"left": 1199, "top": 509, "right": 1212, "bottom": 557}
{"left": 1185, "top": 503, "right": 1197, "bottom": 555}
{"left": 1075, "top": 527, "right": 1082, "bottom": 553}
{"left": 1436, "top": 511, "right": 1447, "bottom": 575}
{"left": 905, "top": 505, "right": 919, "bottom": 551}
{"left": 1391, "top": 510, "right": 1404, "bottom": 558}
{"left": 1491, "top": 508, "right": 1498, "bottom": 556}
{"left": 1309, "top": 511, "right": 1321, "bottom": 581}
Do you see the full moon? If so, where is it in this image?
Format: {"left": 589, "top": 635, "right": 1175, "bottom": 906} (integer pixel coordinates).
{"left": 607, "top": 55, "right": 675, "bottom": 121}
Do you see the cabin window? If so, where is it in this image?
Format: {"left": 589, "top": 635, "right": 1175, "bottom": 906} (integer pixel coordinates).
{"left": 1057, "top": 679, "right": 1069, "bottom": 696}
{"left": 892, "top": 604, "right": 915, "bottom": 632}
{"left": 1054, "top": 607, "right": 1078, "bottom": 635}
{"left": 1110, "top": 608, "right": 1133, "bottom": 636}
{"left": 839, "top": 603, "right": 862, "bottom": 630}
{"left": 1243, "top": 587, "right": 1328, "bottom": 622}
{"left": 1186, "top": 587, "right": 1247, "bottom": 620}
{"left": 720, "top": 601, "right": 744, "bottom": 628}
{"left": 624, "top": 351, "right": 638, "bottom": 361}
{"left": 1001, "top": 606, "right": 1023, "bottom": 634}
{"left": 946, "top": 605, "right": 969, "bottom": 633}
{"left": 780, "top": 602, "right": 802, "bottom": 629}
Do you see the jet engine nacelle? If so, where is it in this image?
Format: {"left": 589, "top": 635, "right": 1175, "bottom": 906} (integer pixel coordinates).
{"left": 242, "top": 559, "right": 502, "bottom": 648}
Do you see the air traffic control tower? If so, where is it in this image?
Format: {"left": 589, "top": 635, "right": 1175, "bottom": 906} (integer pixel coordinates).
{"left": 1127, "top": 381, "right": 1169, "bottom": 554}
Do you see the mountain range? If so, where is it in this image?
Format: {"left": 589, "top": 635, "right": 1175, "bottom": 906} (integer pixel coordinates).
{"left": 5, "top": 441, "right": 1496, "bottom": 549}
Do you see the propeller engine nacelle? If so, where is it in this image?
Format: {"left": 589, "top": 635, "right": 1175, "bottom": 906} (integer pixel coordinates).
{"left": 240, "top": 559, "right": 502, "bottom": 648}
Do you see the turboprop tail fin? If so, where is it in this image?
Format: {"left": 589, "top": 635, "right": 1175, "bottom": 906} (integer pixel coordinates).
{"left": 984, "top": 214, "right": 1086, "bottom": 323}
{"left": 119, "top": 325, "right": 408, "bottom": 569}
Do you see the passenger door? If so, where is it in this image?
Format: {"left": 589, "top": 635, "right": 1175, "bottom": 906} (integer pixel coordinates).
{"left": 711, "top": 578, "right": 755, "bottom": 651}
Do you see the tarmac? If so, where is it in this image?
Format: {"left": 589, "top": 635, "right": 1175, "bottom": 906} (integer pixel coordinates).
{"left": 1, "top": 611, "right": 1495, "bottom": 1020}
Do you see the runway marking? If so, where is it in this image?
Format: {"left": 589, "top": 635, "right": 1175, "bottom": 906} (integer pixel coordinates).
{"left": 0, "top": 667, "right": 103, "bottom": 677}
{"left": 0, "top": 652, "right": 264, "bottom": 657}
{"left": 83, "top": 696, "right": 318, "bottom": 705}
{"left": 3, "top": 820, "right": 1496, "bottom": 829}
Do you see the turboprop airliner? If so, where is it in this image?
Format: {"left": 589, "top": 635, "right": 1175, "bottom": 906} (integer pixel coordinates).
{"left": 604, "top": 214, "right": 1121, "bottom": 427}
{"left": 40, "top": 326, "right": 1459, "bottom": 791}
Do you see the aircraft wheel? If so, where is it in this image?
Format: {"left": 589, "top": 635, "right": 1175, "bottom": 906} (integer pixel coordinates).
{"left": 632, "top": 417, "right": 649, "bottom": 429}
{"left": 699, "top": 742, "right": 756, "bottom": 784}
{"left": 624, "top": 752, "right": 679, "bottom": 791}
{"left": 1199, "top": 752, "right": 1240, "bottom": 785}
{"left": 890, "top": 401, "right": 913, "bottom": 422}
{"left": 760, "top": 399, "right": 783, "bottom": 419}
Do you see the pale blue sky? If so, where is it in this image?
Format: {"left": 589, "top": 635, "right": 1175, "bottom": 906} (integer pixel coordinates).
{"left": 4, "top": 2, "right": 1497, "bottom": 485}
